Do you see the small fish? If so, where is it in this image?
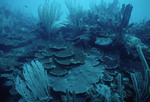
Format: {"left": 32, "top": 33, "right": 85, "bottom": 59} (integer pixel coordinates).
{"left": 25, "top": 5, "right": 28, "bottom": 8}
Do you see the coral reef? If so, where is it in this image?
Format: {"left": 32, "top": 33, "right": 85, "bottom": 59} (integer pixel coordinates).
{"left": 0, "top": 0, "right": 150, "bottom": 102}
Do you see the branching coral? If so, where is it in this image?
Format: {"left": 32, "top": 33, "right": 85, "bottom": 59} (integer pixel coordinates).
{"left": 38, "top": 0, "right": 61, "bottom": 38}
{"left": 65, "top": 0, "right": 86, "bottom": 33}
{"left": 15, "top": 60, "right": 52, "bottom": 102}
{"left": 130, "top": 45, "right": 150, "bottom": 102}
